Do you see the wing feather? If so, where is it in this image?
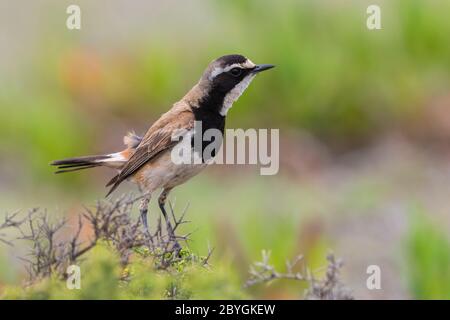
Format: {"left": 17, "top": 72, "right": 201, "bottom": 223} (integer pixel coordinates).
{"left": 106, "top": 106, "right": 194, "bottom": 196}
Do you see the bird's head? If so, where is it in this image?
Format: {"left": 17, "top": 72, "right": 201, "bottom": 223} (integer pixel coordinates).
{"left": 188, "top": 54, "right": 274, "bottom": 116}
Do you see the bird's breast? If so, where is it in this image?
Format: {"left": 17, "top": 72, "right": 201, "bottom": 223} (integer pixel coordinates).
{"left": 191, "top": 107, "right": 225, "bottom": 162}
{"left": 132, "top": 148, "right": 207, "bottom": 193}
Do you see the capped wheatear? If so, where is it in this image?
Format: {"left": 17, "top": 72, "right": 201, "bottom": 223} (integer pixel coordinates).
{"left": 51, "top": 54, "right": 274, "bottom": 239}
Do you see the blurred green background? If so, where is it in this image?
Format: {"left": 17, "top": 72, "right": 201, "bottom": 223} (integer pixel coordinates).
{"left": 1, "top": 0, "right": 450, "bottom": 299}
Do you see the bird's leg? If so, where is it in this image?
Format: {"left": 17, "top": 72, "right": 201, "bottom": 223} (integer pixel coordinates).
{"left": 139, "top": 196, "right": 151, "bottom": 240}
{"left": 158, "top": 188, "right": 180, "bottom": 250}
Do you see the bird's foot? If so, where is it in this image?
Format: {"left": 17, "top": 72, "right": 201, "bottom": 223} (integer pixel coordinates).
{"left": 165, "top": 222, "right": 182, "bottom": 255}
{"left": 140, "top": 209, "right": 153, "bottom": 245}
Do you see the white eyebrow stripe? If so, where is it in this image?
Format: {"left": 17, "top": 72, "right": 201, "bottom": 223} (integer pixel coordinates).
{"left": 210, "top": 64, "right": 239, "bottom": 80}
{"left": 243, "top": 59, "right": 255, "bottom": 68}
{"left": 209, "top": 59, "right": 256, "bottom": 80}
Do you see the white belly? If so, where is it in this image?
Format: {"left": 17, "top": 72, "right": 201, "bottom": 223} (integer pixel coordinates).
{"left": 133, "top": 149, "right": 207, "bottom": 193}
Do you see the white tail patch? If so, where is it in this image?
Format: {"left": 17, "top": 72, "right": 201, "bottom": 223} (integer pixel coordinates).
{"left": 100, "top": 152, "right": 128, "bottom": 168}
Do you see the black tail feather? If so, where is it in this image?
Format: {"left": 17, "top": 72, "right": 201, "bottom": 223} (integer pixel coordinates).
{"left": 51, "top": 155, "right": 110, "bottom": 166}
{"left": 51, "top": 154, "right": 121, "bottom": 196}
{"left": 50, "top": 155, "right": 110, "bottom": 174}
{"left": 56, "top": 163, "right": 97, "bottom": 169}
{"left": 55, "top": 164, "right": 101, "bottom": 174}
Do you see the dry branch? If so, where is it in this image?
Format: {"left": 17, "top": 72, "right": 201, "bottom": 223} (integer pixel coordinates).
{"left": 245, "top": 251, "right": 353, "bottom": 300}
{"left": 0, "top": 193, "right": 192, "bottom": 281}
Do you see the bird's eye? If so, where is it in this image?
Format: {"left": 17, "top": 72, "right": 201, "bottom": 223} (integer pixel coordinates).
{"left": 229, "top": 68, "right": 242, "bottom": 77}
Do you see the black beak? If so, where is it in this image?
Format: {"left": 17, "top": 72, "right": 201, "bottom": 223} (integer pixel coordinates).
{"left": 252, "top": 64, "right": 275, "bottom": 73}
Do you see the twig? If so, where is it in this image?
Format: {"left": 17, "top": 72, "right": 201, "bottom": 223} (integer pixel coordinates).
{"left": 245, "top": 251, "right": 353, "bottom": 300}
{"left": 0, "top": 193, "right": 195, "bottom": 281}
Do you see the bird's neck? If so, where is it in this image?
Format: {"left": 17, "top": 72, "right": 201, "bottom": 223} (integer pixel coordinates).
{"left": 184, "top": 75, "right": 255, "bottom": 116}
{"left": 183, "top": 82, "right": 228, "bottom": 116}
{"left": 182, "top": 82, "right": 226, "bottom": 135}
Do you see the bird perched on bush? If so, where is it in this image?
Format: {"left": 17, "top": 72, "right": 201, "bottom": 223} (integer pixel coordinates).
{"left": 51, "top": 54, "right": 274, "bottom": 243}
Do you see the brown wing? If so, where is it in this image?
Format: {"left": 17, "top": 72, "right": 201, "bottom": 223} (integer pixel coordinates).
{"left": 106, "top": 104, "right": 194, "bottom": 196}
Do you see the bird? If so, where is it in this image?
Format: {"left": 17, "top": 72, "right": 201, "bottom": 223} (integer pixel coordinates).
{"left": 51, "top": 54, "right": 274, "bottom": 242}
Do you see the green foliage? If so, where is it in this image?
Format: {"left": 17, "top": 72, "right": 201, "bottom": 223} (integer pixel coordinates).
{"left": 405, "top": 210, "right": 450, "bottom": 299}
{"left": 0, "top": 244, "right": 246, "bottom": 300}
{"left": 1, "top": 245, "right": 120, "bottom": 299}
